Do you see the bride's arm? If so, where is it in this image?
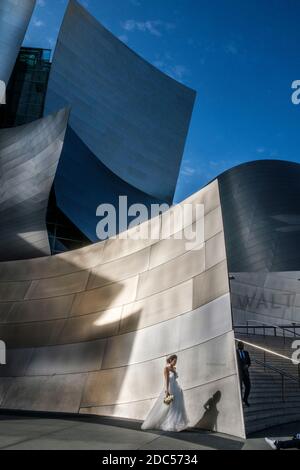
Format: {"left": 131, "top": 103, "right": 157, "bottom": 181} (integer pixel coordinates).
{"left": 164, "top": 367, "right": 170, "bottom": 396}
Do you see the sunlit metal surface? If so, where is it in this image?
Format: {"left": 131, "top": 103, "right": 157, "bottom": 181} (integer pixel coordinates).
{"left": 0, "top": 180, "right": 245, "bottom": 439}
{"left": 0, "top": 108, "right": 69, "bottom": 261}
{"left": 0, "top": 0, "right": 36, "bottom": 87}
{"left": 45, "top": 0, "right": 196, "bottom": 205}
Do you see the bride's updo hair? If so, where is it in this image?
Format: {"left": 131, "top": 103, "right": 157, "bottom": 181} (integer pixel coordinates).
{"left": 167, "top": 354, "right": 178, "bottom": 364}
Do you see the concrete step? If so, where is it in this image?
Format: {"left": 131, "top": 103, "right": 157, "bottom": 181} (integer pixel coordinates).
{"left": 248, "top": 380, "right": 299, "bottom": 386}
{"left": 243, "top": 402, "right": 300, "bottom": 416}
{"left": 245, "top": 407, "right": 300, "bottom": 419}
{"left": 249, "top": 381, "right": 299, "bottom": 387}
{"left": 235, "top": 334, "right": 300, "bottom": 434}
{"left": 244, "top": 394, "right": 300, "bottom": 403}
{"left": 246, "top": 412, "right": 300, "bottom": 435}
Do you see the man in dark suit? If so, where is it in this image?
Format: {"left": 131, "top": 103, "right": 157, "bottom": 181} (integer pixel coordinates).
{"left": 236, "top": 341, "right": 251, "bottom": 407}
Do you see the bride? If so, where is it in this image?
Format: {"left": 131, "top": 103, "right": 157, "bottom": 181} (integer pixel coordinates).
{"left": 141, "top": 354, "right": 189, "bottom": 432}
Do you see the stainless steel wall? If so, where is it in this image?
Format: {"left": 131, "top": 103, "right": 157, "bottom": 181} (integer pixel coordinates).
{"left": 0, "top": 108, "right": 69, "bottom": 261}
{"left": 231, "top": 271, "right": 300, "bottom": 329}
{"left": 52, "top": 127, "right": 166, "bottom": 243}
{"left": 44, "top": 0, "right": 196, "bottom": 204}
{"left": 0, "top": 0, "right": 36, "bottom": 91}
{"left": 0, "top": 180, "right": 245, "bottom": 438}
{"left": 218, "top": 160, "right": 300, "bottom": 272}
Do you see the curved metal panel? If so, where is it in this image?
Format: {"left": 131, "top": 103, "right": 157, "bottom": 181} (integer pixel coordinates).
{"left": 53, "top": 127, "right": 166, "bottom": 242}
{"left": 45, "top": 0, "right": 196, "bottom": 204}
{"left": 218, "top": 160, "right": 300, "bottom": 272}
{"left": 0, "top": 108, "right": 69, "bottom": 261}
{"left": 0, "top": 0, "right": 36, "bottom": 88}
{"left": 0, "top": 180, "right": 245, "bottom": 438}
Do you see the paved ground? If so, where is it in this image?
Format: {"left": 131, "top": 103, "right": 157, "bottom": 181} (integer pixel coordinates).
{"left": 0, "top": 413, "right": 298, "bottom": 450}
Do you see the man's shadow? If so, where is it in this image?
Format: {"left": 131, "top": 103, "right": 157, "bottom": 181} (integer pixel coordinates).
{"left": 195, "top": 391, "right": 222, "bottom": 432}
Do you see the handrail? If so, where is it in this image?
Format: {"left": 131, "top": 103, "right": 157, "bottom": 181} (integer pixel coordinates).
{"left": 234, "top": 319, "right": 300, "bottom": 344}
{"left": 235, "top": 337, "right": 300, "bottom": 365}
{"left": 246, "top": 319, "right": 300, "bottom": 331}
{"left": 254, "top": 359, "right": 299, "bottom": 384}
{"left": 253, "top": 359, "right": 299, "bottom": 402}
{"left": 235, "top": 338, "right": 300, "bottom": 402}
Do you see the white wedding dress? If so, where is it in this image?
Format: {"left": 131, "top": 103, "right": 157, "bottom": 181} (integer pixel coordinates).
{"left": 141, "top": 370, "right": 189, "bottom": 432}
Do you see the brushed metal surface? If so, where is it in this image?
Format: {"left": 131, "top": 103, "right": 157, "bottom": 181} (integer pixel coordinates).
{"left": 0, "top": 108, "right": 69, "bottom": 261}
{"left": 0, "top": 0, "right": 36, "bottom": 87}
{"left": 45, "top": 0, "right": 196, "bottom": 204}
{"left": 0, "top": 180, "right": 245, "bottom": 438}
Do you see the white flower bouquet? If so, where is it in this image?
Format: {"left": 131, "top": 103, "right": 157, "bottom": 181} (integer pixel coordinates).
{"left": 164, "top": 394, "right": 174, "bottom": 405}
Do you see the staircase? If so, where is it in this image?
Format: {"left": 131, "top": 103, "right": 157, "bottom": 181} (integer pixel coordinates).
{"left": 235, "top": 333, "right": 300, "bottom": 435}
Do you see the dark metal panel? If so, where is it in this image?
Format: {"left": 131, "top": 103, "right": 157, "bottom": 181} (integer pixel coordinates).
{"left": 218, "top": 160, "right": 300, "bottom": 272}
{"left": 53, "top": 127, "right": 166, "bottom": 242}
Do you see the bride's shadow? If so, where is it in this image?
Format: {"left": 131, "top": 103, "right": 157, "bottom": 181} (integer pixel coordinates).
{"left": 142, "top": 388, "right": 243, "bottom": 449}
{"left": 195, "top": 390, "right": 222, "bottom": 432}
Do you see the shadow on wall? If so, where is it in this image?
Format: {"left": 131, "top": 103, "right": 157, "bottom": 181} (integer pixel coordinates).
{"left": 2, "top": 217, "right": 54, "bottom": 262}
{"left": 52, "top": 126, "right": 167, "bottom": 243}
{"left": 0, "top": 238, "right": 224, "bottom": 435}
{"left": 195, "top": 391, "right": 222, "bottom": 432}
{"left": 0, "top": 187, "right": 243, "bottom": 437}
{"left": 0, "top": 242, "right": 142, "bottom": 417}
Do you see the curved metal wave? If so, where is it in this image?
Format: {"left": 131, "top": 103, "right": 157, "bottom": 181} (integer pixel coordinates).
{"left": 0, "top": 108, "right": 69, "bottom": 261}
{"left": 0, "top": 0, "right": 36, "bottom": 90}
{"left": 0, "top": 180, "right": 245, "bottom": 438}
{"left": 45, "top": 0, "right": 196, "bottom": 204}
{"left": 218, "top": 159, "right": 300, "bottom": 272}
{"left": 53, "top": 127, "right": 166, "bottom": 242}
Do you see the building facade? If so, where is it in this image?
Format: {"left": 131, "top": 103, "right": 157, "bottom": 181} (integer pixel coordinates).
{"left": 0, "top": 47, "right": 51, "bottom": 128}
{"left": 1, "top": 0, "right": 300, "bottom": 440}
{"left": 45, "top": 0, "right": 196, "bottom": 205}
{"left": 0, "top": 180, "right": 246, "bottom": 439}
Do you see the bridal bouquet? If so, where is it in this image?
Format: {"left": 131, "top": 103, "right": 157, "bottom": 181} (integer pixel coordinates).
{"left": 164, "top": 394, "right": 174, "bottom": 405}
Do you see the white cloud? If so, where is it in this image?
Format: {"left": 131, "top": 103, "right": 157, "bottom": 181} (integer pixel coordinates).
{"left": 121, "top": 19, "right": 175, "bottom": 37}
{"left": 33, "top": 18, "right": 45, "bottom": 28}
{"left": 153, "top": 54, "right": 189, "bottom": 83}
{"left": 47, "top": 37, "right": 55, "bottom": 48}
{"left": 224, "top": 41, "right": 239, "bottom": 55}
{"left": 169, "top": 65, "right": 189, "bottom": 81}
{"left": 256, "top": 147, "right": 280, "bottom": 158}
{"left": 182, "top": 166, "right": 196, "bottom": 177}
{"left": 118, "top": 34, "right": 129, "bottom": 43}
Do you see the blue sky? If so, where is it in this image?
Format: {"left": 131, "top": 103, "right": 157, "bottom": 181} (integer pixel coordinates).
{"left": 24, "top": 0, "right": 300, "bottom": 203}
